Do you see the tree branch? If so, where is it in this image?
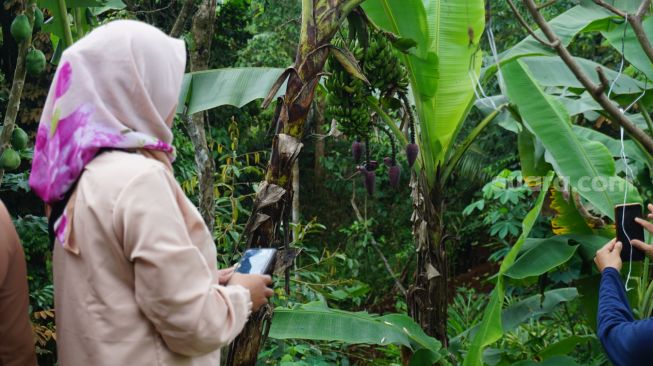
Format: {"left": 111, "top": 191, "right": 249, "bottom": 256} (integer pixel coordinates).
{"left": 507, "top": 0, "right": 557, "bottom": 47}
{"left": 593, "top": 0, "right": 626, "bottom": 17}
{"left": 593, "top": 0, "right": 653, "bottom": 66}
{"left": 537, "top": 0, "right": 558, "bottom": 10}
{"left": 629, "top": 13, "right": 653, "bottom": 65}
{"left": 520, "top": 0, "right": 653, "bottom": 157}
{"left": 636, "top": 0, "right": 652, "bottom": 18}
{"left": 350, "top": 187, "right": 407, "bottom": 296}
{"left": 169, "top": 0, "right": 193, "bottom": 38}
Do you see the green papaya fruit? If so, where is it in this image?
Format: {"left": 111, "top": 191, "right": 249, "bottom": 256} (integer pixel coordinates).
{"left": 10, "top": 14, "right": 31, "bottom": 43}
{"left": 26, "top": 49, "right": 46, "bottom": 75}
{"left": 34, "top": 8, "right": 44, "bottom": 31}
{"left": 11, "top": 127, "right": 28, "bottom": 150}
{"left": 0, "top": 148, "right": 21, "bottom": 171}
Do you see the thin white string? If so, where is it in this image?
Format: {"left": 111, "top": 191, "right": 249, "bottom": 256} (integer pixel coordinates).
{"left": 487, "top": 26, "right": 506, "bottom": 95}
{"left": 469, "top": 26, "right": 501, "bottom": 111}
{"left": 607, "top": 14, "right": 648, "bottom": 290}
{"left": 621, "top": 126, "right": 636, "bottom": 291}
{"left": 608, "top": 14, "right": 628, "bottom": 99}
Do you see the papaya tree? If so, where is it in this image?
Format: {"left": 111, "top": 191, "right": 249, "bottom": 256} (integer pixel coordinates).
{"left": 1, "top": 0, "right": 39, "bottom": 184}
{"left": 0, "top": 0, "right": 125, "bottom": 184}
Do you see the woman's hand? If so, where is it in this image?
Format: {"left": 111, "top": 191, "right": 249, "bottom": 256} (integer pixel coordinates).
{"left": 227, "top": 273, "right": 274, "bottom": 311}
{"left": 595, "top": 239, "right": 623, "bottom": 272}
{"left": 217, "top": 266, "right": 236, "bottom": 285}
{"left": 631, "top": 203, "right": 653, "bottom": 259}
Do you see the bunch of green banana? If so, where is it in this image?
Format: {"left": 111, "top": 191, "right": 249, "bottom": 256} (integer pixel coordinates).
{"left": 362, "top": 32, "right": 408, "bottom": 96}
{"left": 325, "top": 39, "right": 371, "bottom": 139}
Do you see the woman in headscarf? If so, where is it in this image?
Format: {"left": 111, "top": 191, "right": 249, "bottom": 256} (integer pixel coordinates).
{"left": 29, "top": 20, "right": 273, "bottom": 365}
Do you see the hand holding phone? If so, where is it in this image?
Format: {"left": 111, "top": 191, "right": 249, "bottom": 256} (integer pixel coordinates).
{"left": 630, "top": 203, "right": 653, "bottom": 259}
{"left": 227, "top": 273, "right": 274, "bottom": 311}
{"left": 230, "top": 248, "right": 277, "bottom": 310}
{"left": 615, "top": 203, "right": 645, "bottom": 262}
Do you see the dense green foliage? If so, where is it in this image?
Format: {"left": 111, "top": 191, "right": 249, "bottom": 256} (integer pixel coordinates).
{"left": 6, "top": 0, "right": 653, "bottom": 365}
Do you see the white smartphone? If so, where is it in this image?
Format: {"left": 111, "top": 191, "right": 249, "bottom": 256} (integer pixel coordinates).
{"left": 234, "top": 248, "right": 277, "bottom": 275}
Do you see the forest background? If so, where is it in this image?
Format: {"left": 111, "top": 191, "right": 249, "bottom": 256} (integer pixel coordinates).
{"left": 2, "top": 0, "right": 651, "bottom": 365}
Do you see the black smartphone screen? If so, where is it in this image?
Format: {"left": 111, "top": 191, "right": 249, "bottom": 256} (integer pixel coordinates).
{"left": 615, "top": 203, "right": 645, "bottom": 262}
{"left": 235, "top": 248, "right": 277, "bottom": 275}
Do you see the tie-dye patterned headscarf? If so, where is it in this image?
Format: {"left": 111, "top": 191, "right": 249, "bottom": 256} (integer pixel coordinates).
{"left": 29, "top": 20, "right": 186, "bottom": 244}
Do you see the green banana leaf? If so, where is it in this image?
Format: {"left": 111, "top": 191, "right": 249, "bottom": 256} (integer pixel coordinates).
{"left": 512, "top": 355, "right": 580, "bottom": 366}
{"left": 559, "top": 93, "right": 602, "bottom": 116}
{"left": 602, "top": 8, "right": 653, "bottom": 80}
{"left": 538, "top": 335, "right": 596, "bottom": 360}
{"left": 176, "top": 67, "right": 286, "bottom": 115}
{"left": 521, "top": 56, "right": 647, "bottom": 95}
{"left": 453, "top": 287, "right": 578, "bottom": 345}
{"left": 505, "top": 237, "right": 579, "bottom": 279}
{"left": 269, "top": 301, "right": 442, "bottom": 361}
{"left": 497, "top": 0, "right": 640, "bottom": 65}
{"left": 572, "top": 125, "right": 650, "bottom": 169}
{"left": 363, "top": 0, "right": 485, "bottom": 188}
{"left": 92, "top": 0, "right": 126, "bottom": 15}
{"left": 518, "top": 128, "right": 552, "bottom": 179}
{"left": 548, "top": 188, "right": 594, "bottom": 236}
{"left": 463, "top": 173, "right": 553, "bottom": 366}
{"left": 504, "top": 59, "right": 641, "bottom": 220}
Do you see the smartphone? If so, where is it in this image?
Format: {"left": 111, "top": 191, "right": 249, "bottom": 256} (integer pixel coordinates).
{"left": 615, "top": 203, "right": 645, "bottom": 262}
{"left": 235, "top": 248, "right": 277, "bottom": 275}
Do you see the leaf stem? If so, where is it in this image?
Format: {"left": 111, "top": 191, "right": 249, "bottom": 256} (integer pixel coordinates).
{"left": 57, "top": 0, "right": 74, "bottom": 48}
{"left": 441, "top": 105, "right": 505, "bottom": 187}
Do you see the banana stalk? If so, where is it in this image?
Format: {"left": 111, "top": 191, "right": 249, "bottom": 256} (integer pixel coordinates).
{"left": 226, "top": 1, "right": 366, "bottom": 364}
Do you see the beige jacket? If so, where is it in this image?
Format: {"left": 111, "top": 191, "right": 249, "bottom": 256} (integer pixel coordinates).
{"left": 54, "top": 151, "right": 252, "bottom": 366}
{"left": 0, "top": 201, "right": 37, "bottom": 366}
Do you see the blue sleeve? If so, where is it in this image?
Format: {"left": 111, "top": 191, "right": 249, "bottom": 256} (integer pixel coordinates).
{"left": 597, "top": 267, "right": 653, "bottom": 366}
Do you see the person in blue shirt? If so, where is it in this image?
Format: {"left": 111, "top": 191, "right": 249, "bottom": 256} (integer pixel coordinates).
{"left": 595, "top": 203, "right": 653, "bottom": 366}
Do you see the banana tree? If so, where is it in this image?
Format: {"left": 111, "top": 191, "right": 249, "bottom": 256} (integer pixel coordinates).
{"left": 464, "top": 56, "right": 643, "bottom": 365}
{"left": 362, "top": 0, "right": 488, "bottom": 344}
{"left": 215, "top": 0, "right": 380, "bottom": 364}
{"left": 463, "top": 1, "right": 653, "bottom": 361}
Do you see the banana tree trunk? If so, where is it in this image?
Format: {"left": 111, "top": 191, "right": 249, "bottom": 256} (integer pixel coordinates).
{"left": 226, "top": 1, "right": 365, "bottom": 365}
{"left": 408, "top": 173, "right": 449, "bottom": 346}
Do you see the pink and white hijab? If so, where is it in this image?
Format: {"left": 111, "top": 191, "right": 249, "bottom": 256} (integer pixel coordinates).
{"left": 29, "top": 20, "right": 186, "bottom": 246}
